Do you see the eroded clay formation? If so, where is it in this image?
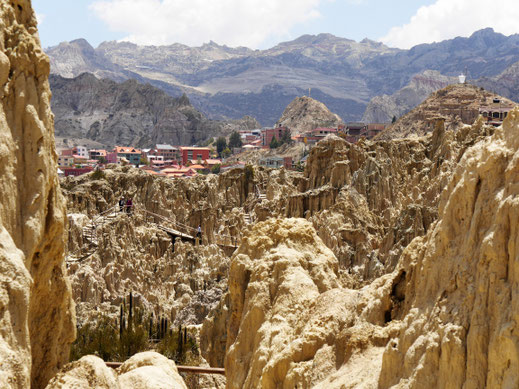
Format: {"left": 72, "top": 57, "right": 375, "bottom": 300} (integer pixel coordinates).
{"left": 0, "top": 2, "right": 74, "bottom": 388}
{"left": 3, "top": 1, "right": 519, "bottom": 388}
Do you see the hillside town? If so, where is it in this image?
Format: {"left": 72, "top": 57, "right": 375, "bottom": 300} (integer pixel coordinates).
{"left": 57, "top": 122, "right": 390, "bottom": 177}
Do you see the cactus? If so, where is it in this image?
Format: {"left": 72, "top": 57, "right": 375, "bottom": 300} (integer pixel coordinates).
{"left": 178, "top": 325, "right": 183, "bottom": 357}
{"left": 184, "top": 327, "right": 187, "bottom": 346}
{"left": 129, "top": 292, "right": 133, "bottom": 327}
{"left": 119, "top": 304, "right": 124, "bottom": 338}
{"left": 165, "top": 318, "right": 168, "bottom": 335}
{"left": 160, "top": 317, "right": 164, "bottom": 339}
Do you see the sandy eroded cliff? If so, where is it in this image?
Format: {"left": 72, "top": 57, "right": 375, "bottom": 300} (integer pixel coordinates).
{"left": 222, "top": 108, "right": 519, "bottom": 387}
{"left": 0, "top": 1, "right": 75, "bottom": 388}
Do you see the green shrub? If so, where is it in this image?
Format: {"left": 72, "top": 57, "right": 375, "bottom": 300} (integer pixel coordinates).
{"left": 211, "top": 164, "right": 221, "bottom": 174}
{"left": 91, "top": 169, "right": 105, "bottom": 181}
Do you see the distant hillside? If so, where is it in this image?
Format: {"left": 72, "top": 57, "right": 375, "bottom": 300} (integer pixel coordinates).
{"left": 376, "top": 84, "right": 516, "bottom": 140}
{"left": 50, "top": 73, "right": 259, "bottom": 148}
{"left": 46, "top": 29, "right": 519, "bottom": 126}
{"left": 362, "top": 71, "right": 457, "bottom": 123}
{"left": 477, "top": 60, "right": 519, "bottom": 103}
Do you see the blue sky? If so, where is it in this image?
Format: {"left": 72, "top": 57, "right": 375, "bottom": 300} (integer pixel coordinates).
{"left": 33, "top": 0, "right": 519, "bottom": 50}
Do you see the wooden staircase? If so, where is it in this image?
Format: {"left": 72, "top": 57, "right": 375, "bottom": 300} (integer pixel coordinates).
{"left": 67, "top": 204, "right": 245, "bottom": 264}
{"left": 67, "top": 206, "right": 118, "bottom": 264}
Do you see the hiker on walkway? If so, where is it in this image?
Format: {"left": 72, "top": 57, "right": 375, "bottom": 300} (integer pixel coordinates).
{"left": 196, "top": 225, "right": 202, "bottom": 242}
{"left": 119, "top": 197, "right": 125, "bottom": 213}
{"left": 126, "top": 198, "right": 133, "bottom": 215}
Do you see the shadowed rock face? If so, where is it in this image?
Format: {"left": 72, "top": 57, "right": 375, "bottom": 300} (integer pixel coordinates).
{"left": 0, "top": 1, "right": 75, "bottom": 388}
{"left": 49, "top": 73, "right": 260, "bottom": 149}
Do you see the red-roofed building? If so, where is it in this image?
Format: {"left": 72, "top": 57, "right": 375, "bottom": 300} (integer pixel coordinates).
{"left": 72, "top": 154, "right": 88, "bottom": 164}
{"left": 89, "top": 149, "right": 107, "bottom": 161}
{"left": 203, "top": 159, "right": 222, "bottom": 168}
{"left": 63, "top": 166, "right": 94, "bottom": 176}
{"left": 114, "top": 146, "right": 142, "bottom": 166}
{"left": 161, "top": 166, "right": 197, "bottom": 178}
{"left": 180, "top": 147, "right": 210, "bottom": 165}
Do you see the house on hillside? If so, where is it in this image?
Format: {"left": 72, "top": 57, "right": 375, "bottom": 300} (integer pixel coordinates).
{"left": 364, "top": 123, "right": 388, "bottom": 138}
{"left": 479, "top": 100, "right": 515, "bottom": 126}
{"left": 261, "top": 126, "right": 290, "bottom": 147}
{"left": 179, "top": 147, "right": 210, "bottom": 165}
{"left": 114, "top": 146, "right": 142, "bottom": 166}
{"left": 294, "top": 127, "right": 338, "bottom": 145}
{"left": 156, "top": 144, "right": 179, "bottom": 160}
{"left": 259, "top": 156, "right": 293, "bottom": 169}
{"left": 89, "top": 149, "right": 107, "bottom": 161}
{"left": 105, "top": 152, "right": 118, "bottom": 164}
{"left": 73, "top": 146, "right": 88, "bottom": 158}
{"left": 58, "top": 155, "right": 74, "bottom": 167}
{"left": 160, "top": 166, "right": 197, "bottom": 178}
{"left": 62, "top": 166, "right": 94, "bottom": 177}
{"left": 345, "top": 122, "right": 367, "bottom": 143}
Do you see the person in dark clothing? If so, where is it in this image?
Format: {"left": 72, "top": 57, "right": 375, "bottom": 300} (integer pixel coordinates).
{"left": 126, "top": 198, "right": 133, "bottom": 215}
{"left": 196, "top": 225, "right": 202, "bottom": 242}
{"left": 119, "top": 197, "right": 125, "bottom": 212}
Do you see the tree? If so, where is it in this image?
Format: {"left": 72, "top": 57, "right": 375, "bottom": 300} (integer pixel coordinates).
{"left": 211, "top": 164, "right": 221, "bottom": 174}
{"left": 269, "top": 136, "right": 279, "bottom": 149}
{"left": 280, "top": 128, "right": 292, "bottom": 145}
{"left": 228, "top": 131, "right": 242, "bottom": 148}
{"left": 98, "top": 156, "right": 107, "bottom": 164}
{"left": 222, "top": 147, "right": 231, "bottom": 159}
{"left": 392, "top": 115, "right": 397, "bottom": 124}
{"left": 216, "top": 137, "right": 227, "bottom": 157}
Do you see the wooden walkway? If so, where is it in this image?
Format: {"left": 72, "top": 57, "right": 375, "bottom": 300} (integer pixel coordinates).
{"left": 105, "top": 361, "right": 225, "bottom": 375}
{"left": 66, "top": 203, "right": 245, "bottom": 264}
{"left": 138, "top": 207, "right": 240, "bottom": 249}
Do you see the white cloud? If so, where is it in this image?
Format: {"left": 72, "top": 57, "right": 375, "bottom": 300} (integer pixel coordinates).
{"left": 381, "top": 0, "right": 519, "bottom": 49}
{"left": 90, "top": 0, "right": 324, "bottom": 48}
{"left": 36, "top": 12, "right": 45, "bottom": 26}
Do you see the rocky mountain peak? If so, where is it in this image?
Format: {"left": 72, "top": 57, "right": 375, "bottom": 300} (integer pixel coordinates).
{"left": 275, "top": 95, "right": 343, "bottom": 134}
{"left": 68, "top": 38, "right": 95, "bottom": 52}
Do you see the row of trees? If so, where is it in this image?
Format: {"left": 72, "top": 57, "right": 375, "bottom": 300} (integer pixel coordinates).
{"left": 216, "top": 131, "right": 242, "bottom": 158}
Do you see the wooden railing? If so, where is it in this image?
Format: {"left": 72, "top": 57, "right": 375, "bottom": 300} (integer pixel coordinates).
{"left": 105, "top": 361, "right": 225, "bottom": 375}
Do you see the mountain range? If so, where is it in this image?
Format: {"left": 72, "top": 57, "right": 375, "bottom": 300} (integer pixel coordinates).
{"left": 46, "top": 28, "right": 519, "bottom": 127}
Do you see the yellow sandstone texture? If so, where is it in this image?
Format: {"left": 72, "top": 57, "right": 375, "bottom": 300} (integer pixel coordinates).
{"left": 223, "top": 109, "right": 519, "bottom": 387}
{"left": 0, "top": 1, "right": 74, "bottom": 388}
{"left": 45, "top": 351, "right": 188, "bottom": 389}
